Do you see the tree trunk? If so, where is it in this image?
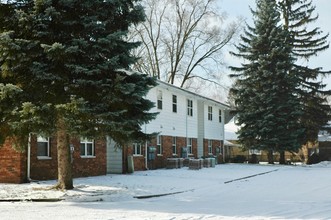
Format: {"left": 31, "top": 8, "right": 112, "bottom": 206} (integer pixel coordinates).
{"left": 267, "top": 150, "right": 274, "bottom": 164}
{"left": 279, "top": 151, "right": 286, "bottom": 164}
{"left": 55, "top": 116, "right": 73, "bottom": 190}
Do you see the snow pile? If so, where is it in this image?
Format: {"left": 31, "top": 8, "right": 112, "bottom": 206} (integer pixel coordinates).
{"left": 1, "top": 163, "right": 331, "bottom": 220}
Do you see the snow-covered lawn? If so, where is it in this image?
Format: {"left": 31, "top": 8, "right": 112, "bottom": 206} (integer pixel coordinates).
{"left": 1, "top": 163, "right": 331, "bottom": 220}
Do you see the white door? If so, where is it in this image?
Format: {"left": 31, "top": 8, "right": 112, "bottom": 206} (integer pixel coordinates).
{"left": 106, "top": 136, "right": 123, "bottom": 174}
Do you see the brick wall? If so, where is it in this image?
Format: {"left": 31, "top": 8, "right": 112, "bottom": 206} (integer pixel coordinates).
{"left": 0, "top": 139, "right": 27, "bottom": 183}
{"left": 72, "top": 138, "right": 107, "bottom": 178}
{"left": 124, "top": 135, "right": 198, "bottom": 171}
{"left": 203, "top": 139, "right": 221, "bottom": 157}
{"left": 30, "top": 136, "right": 107, "bottom": 180}
{"left": 1, "top": 136, "right": 107, "bottom": 183}
{"left": 30, "top": 136, "right": 58, "bottom": 180}
{"left": 127, "top": 145, "right": 146, "bottom": 171}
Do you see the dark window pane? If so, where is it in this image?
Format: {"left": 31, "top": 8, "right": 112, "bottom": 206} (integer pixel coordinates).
{"left": 37, "top": 142, "right": 48, "bottom": 156}
{"left": 80, "top": 143, "right": 85, "bottom": 156}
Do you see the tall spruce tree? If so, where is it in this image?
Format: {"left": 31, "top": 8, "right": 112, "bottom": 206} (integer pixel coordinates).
{"left": 0, "top": 0, "right": 156, "bottom": 189}
{"left": 279, "top": 0, "right": 331, "bottom": 155}
{"left": 230, "top": 0, "right": 304, "bottom": 164}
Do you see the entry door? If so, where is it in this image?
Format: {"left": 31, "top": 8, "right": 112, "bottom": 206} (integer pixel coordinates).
{"left": 106, "top": 136, "right": 123, "bottom": 174}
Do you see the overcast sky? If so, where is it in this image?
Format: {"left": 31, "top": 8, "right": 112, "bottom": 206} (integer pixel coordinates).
{"left": 220, "top": 0, "right": 331, "bottom": 90}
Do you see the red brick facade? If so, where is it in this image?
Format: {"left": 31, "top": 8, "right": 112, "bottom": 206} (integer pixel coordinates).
{"left": 125, "top": 135, "right": 221, "bottom": 171}
{"left": 1, "top": 133, "right": 223, "bottom": 182}
{"left": 203, "top": 139, "right": 221, "bottom": 157}
{"left": 0, "top": 139, "right": 27, "bottom": 183}
{"left": 0, "top": 136, "right": 106, "bottom": 183}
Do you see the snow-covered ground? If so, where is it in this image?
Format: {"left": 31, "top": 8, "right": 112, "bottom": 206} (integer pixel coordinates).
{"left": 1, "top": 162, "right": 331, "bottom": 220}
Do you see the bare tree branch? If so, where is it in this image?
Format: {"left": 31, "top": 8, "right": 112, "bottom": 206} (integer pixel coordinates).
{"left": 130, "top": 0, "right": 241, "bottom": 91}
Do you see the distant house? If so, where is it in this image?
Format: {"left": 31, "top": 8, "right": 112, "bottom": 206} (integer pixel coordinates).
{"left": 224, "top": 117, "right": 327, "bottom": 163}
{"left": 0, "top": 80, "right": 230, "bottom": 183}
{"left": 317, "top": 125, "right": 331, "bottom": 162}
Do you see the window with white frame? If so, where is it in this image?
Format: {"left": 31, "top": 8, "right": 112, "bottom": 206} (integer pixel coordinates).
{"left": 172, "top": 136, "right": 177, "bottom": 155}
{"left": 133, "top": 143, "right": 142, "bottom": 155}
{"left": 157, "top": 90, "right": 163, "bottom": 110}
{"left": 208, "top": 106, "right": 213, "bottom": 121}
{"left": 187, "top": 99, "right": 193, "bottom": 116}
{"left": 157, "top": 135, "right": 162, "bottom": 155}
{"left": 249, "top": 149, "right": 262, "bottom": 155}
{"left": 187, "top": 138, "right": 193, "bottom": 154}
{"left": 80, "top": 138, "right": 95, "bottom": 157}
{"left": 172, "top": 95, "right": 177, "bottom": 113}
{"left": 37, "top": 136, "right": 50, "bottom": 158}
{"left": 208, "top": 140, "right": 213, "bottom": 154}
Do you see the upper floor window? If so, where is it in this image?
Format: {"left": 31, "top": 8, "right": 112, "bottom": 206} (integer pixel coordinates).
{"left": 219, "top": 109, "right": 222, "bottom": 123}
{"left": 37, "top": 136, "right": 50, "bottom": 158}
{"left": 172, "top": 95, "right": 177, "bottom": 113}
{"left": 208, "top": 106, "right": 213, "bottom": 121}
{"left": 157, "top": 90, "right": 163, "bottom": 110}
{"left": 187, "top": 99, "right": 193, "bottom": 116}
{"left": 80, "top": 138, "right": 95, "bottom": 157}
{"left": 133, "top": 143, "right": 142, "bottom": 155}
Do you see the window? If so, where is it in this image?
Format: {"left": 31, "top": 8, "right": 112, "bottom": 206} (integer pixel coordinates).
{"left": 37, "top": 136, "right": 50, "bottom": 158}
{"left": 157, "top": 135, "right": 162, "bottom": 155}
{"left": 172, "top": 95, "right": 177, "bottom": 113}
{"left": 187, "top": 99, "right": 193, "bottom": 116}
{"left": 187, "top": 138, "right": 192, "bottom": 154}
{"left": 172, "top": 136, "right": 177, "bottom": 155}
{"left": 80, "top": 138, "right": 95, "bottom": 157}
{"left": 249, "top": 149, "right": 262, "bottom": 155}
{"left": 219, "top": 109, "right": 222, "bottom": 123}
{"left": 157, "top": 90, "right": 162, "bottom": 110}
{"left": 208, "top": 106, "right": 213, "bottom": 121}
{"left": 208, "top": 140, "right": 213, "bottom": 154}
{"left": 133, "top": 143, "right": 142, "bottom": 155}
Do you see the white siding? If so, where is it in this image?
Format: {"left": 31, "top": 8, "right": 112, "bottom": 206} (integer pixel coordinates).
{"left": 145, "top": 86, "right": 198, "bottom": 138}
{"left": 141, "top": 80, "right": 228, "bottom": 157}
{"left": 204, "top": 103, "right": 224, "bottom": 140}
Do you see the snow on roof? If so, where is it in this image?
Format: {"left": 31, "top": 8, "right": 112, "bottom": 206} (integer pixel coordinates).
{"left": 224, "top": 117, "right": 240, "bottom": 141}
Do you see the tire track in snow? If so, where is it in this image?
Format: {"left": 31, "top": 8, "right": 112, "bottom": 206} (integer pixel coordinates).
{"left": 224, "top": 169, "right": 279, "bottom": 184}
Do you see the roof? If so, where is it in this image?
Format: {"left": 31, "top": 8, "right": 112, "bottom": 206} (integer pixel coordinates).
{"left": 224, "top": 117, "right": 240, "bottom": 141}
{"left": 156, "top": 80, "right": 230, "bottom": 110}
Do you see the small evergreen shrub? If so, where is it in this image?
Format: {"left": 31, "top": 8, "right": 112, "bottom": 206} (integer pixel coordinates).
{"left": 231, "top": 155, "right": 247, "bottom": 163}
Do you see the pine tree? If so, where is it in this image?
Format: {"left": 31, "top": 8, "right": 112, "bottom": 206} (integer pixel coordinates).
{"left": 279, "top": 0, "right": 331, "bottom": 152}
{"left": 0, "top": 0, "right": 156, "bottom": 189}
{"left": 230, "top": 0, "right": 304, "bottom": 164}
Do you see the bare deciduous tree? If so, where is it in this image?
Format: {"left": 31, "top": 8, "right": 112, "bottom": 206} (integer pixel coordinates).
{"left": 130, "top": 0, "right": 241, "bottom": 91}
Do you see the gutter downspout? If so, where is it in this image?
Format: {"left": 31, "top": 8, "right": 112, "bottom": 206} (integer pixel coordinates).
{"left": 27, "top": 133, "right": 31, "bottom": 182}
{"left": 222, "top": 110, "right": 226, "bottom": 163}
{"left": 144, "top": 124, "right": 148, "bottom": 170}
{"left": 186, "top": 103, "right": 188, "bottom": 158}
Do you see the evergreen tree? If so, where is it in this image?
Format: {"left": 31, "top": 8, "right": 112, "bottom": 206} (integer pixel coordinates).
{"left": 279, "top": 0, "right": 331, "bottom": 151}
{"left": 230, "top": 0, "right": 304, "bottom": 164}
{"left": 0, "top": 0, "right": 156, "bottom": 189}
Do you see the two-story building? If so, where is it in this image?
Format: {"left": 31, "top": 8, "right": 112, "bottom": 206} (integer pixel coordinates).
{"left": 0, "top": 80, "right": 230, "bottom": 183}
{"left": 107, "top": 80, "right": 230, "bottom": 173}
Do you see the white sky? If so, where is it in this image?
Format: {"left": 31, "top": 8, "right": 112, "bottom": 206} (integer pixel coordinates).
{"left": 220, "top": 0, "right": 331, "bottom": 90}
